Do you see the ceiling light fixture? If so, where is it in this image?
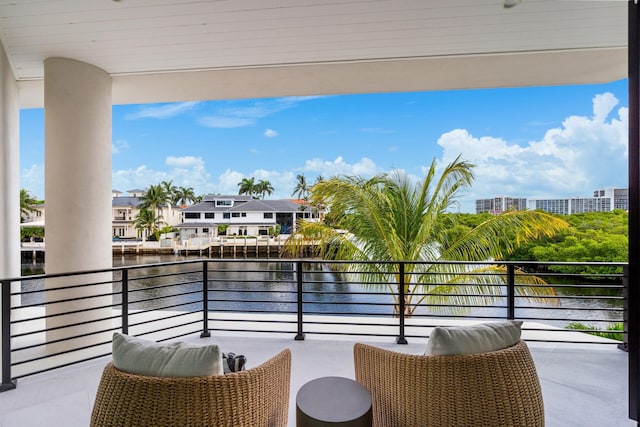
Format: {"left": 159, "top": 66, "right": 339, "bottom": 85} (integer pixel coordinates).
{"left": 504, "top": 0, "right": 521, "bottom": 8}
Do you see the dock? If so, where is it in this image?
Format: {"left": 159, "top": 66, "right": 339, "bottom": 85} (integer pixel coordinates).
{"left": 21, "top": 236, "right": 314, "bottom": 262}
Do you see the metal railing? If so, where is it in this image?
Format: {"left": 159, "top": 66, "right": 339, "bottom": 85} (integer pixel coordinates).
{"left": 0, "top": 259, "right": 626, "bottom": 391}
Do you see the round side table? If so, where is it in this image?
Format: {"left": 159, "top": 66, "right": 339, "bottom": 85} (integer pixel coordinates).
{"left": 296, "top": 376, "right": 372, "bottom": 427}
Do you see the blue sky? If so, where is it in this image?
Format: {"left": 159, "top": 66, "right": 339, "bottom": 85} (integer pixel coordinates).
{"left": 20, "top": 79, "right": 628, "bottom": 212}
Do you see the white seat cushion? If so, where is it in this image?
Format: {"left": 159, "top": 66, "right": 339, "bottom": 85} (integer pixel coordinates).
{"left": 112, "top": 332, "right": 223, "bottom": 377}
{"left": 425, "top": 320, "right": 523, "bottom": 356}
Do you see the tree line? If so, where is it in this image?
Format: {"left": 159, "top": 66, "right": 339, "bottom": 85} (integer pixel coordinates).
{"left": 440, "top": 210, "right": 628, "bottom": 274}
{"left": 20, "top": 175, "right": 630, "bottom": 274}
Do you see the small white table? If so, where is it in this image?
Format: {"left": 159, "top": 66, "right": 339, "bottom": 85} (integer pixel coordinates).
{"left": 296, "top": 376, "right": 372, "bottom": 427}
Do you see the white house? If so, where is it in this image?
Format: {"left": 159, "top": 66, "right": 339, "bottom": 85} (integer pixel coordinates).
{"left": 112, "top": 189, "right": 182, "bottom": 239}
{"left": 176, "top": 195, "right": 321, "bottom": 239}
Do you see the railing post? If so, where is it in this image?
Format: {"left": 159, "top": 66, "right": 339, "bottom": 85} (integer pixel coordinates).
{"left": 619, "top": 265, "right": 629, "bottom": 352}
{"left": 201, "top": 261, "right": 211, "bottom": 338}
{"left": 121, "top": 269, "right": 128, "bottom": 335}
{"left": 397, "top": 262, "right": 407, "bottom": 344}
{"left": 507, "top": 264, "right": 515, "bottom": 320}
{"left": 1, "top": 280, "right": 16, "bottom": 391}
{"left": 295, "top": 261, "right": 305, "bottom": 340}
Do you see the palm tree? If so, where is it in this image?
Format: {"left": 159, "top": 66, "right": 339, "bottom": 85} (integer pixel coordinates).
{"left": 20, "top": 189, "right": 38, "bottom": 221}
{"left": 256, "top": 180, "right": 274, "bottom": 199}
{"left": 133, "top": 208, "right": 165, "bottom": 241}
{"left": 292, "top": 174, "right": 309, "bottom": 200}
{"left": 238, "top": 177, "right": 257, "bottom": 197}
{"left": 284, "top": 156, "right": 569, "bottom": 316}
{"left": 137, "top": 184, "right": 170, "bottom": 223}
{"left": 173, "top": 186, "right": 196, "bottom": 205}
{"left": 161, "top": 180, "right": 177, "bottom": 204}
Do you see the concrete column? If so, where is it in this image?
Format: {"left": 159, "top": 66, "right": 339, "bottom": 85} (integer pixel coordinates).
{"left": 44, "top": 58, "right": 113, "bottom": 355}
{"left": 0, "top": 43, "right": 20, "bottom": 286}
{"left": 0, "top": 41, "right": 20, "bottom": 389}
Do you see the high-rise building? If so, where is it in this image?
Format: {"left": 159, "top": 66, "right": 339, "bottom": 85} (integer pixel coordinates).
{"left": 527, "top": 187, "right": 627, "bottom": 215}
{"left": 475, "top": 196, "right": 527, "bottom": 214}
{"left": 477, "top": 188, "right": 628, "bottom": 215}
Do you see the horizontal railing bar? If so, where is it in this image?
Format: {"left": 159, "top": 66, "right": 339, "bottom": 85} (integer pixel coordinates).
{"left": 127, "top": 280, "right": 200, "bottom": 293}
{"left": 128, "top": 270, "right": 201, "bottom": 281}
{"left": 515, "top": 306, "right": 623, "bottom": 312}
{"left": 13, "top": 338, "right": 113, "bottom": 366}
{"left": 11, "top": 304, "right": 120, "bottom": 324}
{"left": 207, "top": 289, "right": 297, "bottom": 295}
{"left": 127, "top": 301, "right": 201, "bottom": 314}
{"left": 11, "top": 279, "right": 118, "bottom": 298}
{"left": 12, "top": 352, "right": 113, "bottom": 380}
{"left": 204, "top": 308, "right": 298, "bottom": 315}
{"left": 128, "top": 321, "right": 201, "bottom": 337}
{"left": 129, "top": 290, "right": 201, "bottom": 305}
{"left": 206, "top": 319, "right": 297, "bottom": 326}
{"left": 2, "top": 258, "right": 628, "bottom": 283}
{"left": 515, "top": 316, "right": 623, "bottom": 322}
{"left": 12, "top": 325, "right": 122, "bottom": 353}
{"left": 19, "top": 291, "right": 117, "bottom": 308}
{"left": 207, "top": 279, "right": 297, "bottom": 285}
{"left": 302, "top": 330, "right": 398, "bottom": 338}
{"left": 11, "top": 314, "right": 121, "bottom": 339}
{"left": 128, "top": 310, "right": 201, "bottom": 326}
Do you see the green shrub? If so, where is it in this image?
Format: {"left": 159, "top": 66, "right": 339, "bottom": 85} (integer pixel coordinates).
{"left": 566, "top": 322, "right": 624, "bottom": 341}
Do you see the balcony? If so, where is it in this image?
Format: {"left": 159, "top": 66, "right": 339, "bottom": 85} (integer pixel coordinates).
{"left": 0, "top": 259, "right": 632, "bottom": 426}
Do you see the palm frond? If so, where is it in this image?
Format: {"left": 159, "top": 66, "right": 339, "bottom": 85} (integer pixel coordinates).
{"left": 284, "top": 156, "right": 566, "bottom": 317}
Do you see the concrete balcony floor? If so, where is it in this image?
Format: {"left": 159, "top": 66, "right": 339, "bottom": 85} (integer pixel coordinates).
{"left": 0, "top": 333, "right": 632, "bottom": 427}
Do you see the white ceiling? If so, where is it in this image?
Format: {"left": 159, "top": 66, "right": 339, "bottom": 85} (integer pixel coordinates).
{"left": 0, "top": 0, "right": 628, "bottom": 107}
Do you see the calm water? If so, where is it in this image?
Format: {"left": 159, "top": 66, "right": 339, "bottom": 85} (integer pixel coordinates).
{"left": 20, "top": 255, "right": 623, "bottom": 327}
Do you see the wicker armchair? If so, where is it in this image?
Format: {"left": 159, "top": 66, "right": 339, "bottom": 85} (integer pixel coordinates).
{"left": 90, "top": 348, "right": 291, "bottom": 427}
{"left": 354, "top": 340, "right": 544, "bottom": 427}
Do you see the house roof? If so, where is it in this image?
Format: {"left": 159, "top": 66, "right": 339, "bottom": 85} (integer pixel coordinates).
{"left": 227, "top": 199, "right": 301, "bottom": 212}
{"left": 3, "top": 1, "right": 626, "bottom": 109}
{"left": 182, "top": 197, "right": 303, "bottom": 213}
{"left": 112, "top": 196, "right": 141, "bottom": 208}
{"left": 202, "top": 194, "right": 253, "bottom": 202}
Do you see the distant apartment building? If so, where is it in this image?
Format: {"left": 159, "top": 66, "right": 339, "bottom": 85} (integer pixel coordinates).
{"left": 475, "top": 196, "right": 527, "bottom": 214}
{"left": 477, "top": 188, "right": 628, "bottom": 215}
{"left": 527, "top": 187, "right": 628, "bottom": 215}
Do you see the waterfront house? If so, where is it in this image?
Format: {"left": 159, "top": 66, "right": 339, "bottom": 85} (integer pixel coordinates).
{"left": 177, "top": 194, "right": 321, "bottom": 239}
{"left": 20, "top": 204, "right": 44, "bottom": 226}
{"left": 112, "top": 189, "right": 182, "bottom": 240}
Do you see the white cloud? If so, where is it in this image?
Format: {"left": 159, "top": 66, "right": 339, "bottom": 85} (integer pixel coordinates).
{"left": 210, "top": 158, "right": 380, "bottom": 200}
{"left": 113, "top": 159, "right": 216, "bottom": 195}
{"left": 303, "top": 156, "right": 380, "bottom": 178}
{"left": 21, "top": 164, "right": 45, "bottom": 199}
{"left": 593, "top": 92, "right": 619, "bottom": 123}
{"left": 198, "top": 96, "right": 329, "bottom": 129}
{"left": 218, "top": 169, "right": 245, "bottom": 194}
{"left": 218, "top": 168, "right": 296, "bottom": 198}
{"left": 126, "top": 101, "right": 199, "bottom": 120}
{"left": 197, "top": 117, "right": 254, "bottom": 128}
{"left": 112, "top": 139, "right": 129, "bottom": 154}
{"left": 264, "top": 129, "right": 278, "bottom": 138}
{"left": 166, "top": 156, "right": 204, "bottom": 168}
{"left": 436, "top": 92, "right": 628, "bottom": 211}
